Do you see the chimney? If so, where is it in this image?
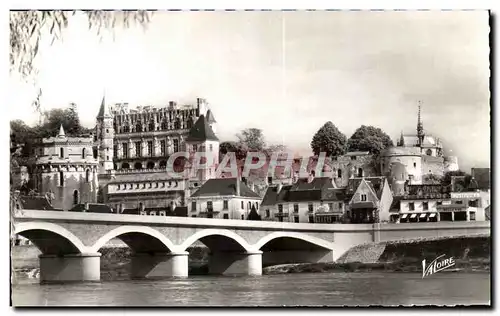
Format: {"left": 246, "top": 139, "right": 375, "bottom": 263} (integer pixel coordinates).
{"left": 276, "top": 182, "right": 283, "bottom": 194}
{"left": 236, "top": 177, "right": 241, "bottom": 196}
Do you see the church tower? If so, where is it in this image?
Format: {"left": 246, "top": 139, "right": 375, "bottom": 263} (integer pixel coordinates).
{"left": 416, "top": 101, "right": 425, "bottom": 146}
{"left": 96, "top": 96, "right": 114, "bottom": 174}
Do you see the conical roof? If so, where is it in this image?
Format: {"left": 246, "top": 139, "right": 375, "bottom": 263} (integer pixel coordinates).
{"left": 186, "top": 115, "right": 219, "bottom": 142}
{"left": 58, "top": 124, "right": 66, "bottom": 137}
{"left": 97, "top": 95, "right": 111, "bottom": 118}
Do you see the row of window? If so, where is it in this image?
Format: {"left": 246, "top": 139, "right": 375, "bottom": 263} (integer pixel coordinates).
{"left": 191, "top": 200, "right": 259, "bottom": 211}
{"left": 276, "top": 202, "right": 344, "bottom": 214}
{"left": 116, "top": 181, "right": 179, "bottom": 191}
{"left": 113, "top": 108, "right": 198, "bottom": 125}
{"left": 57, "top": 148, "right": 90, "bottom": 159}
{"left": 405, "top": 199, "right": 479, "bottom": 211}
{"left": 115, "top": 118, "right": 193, "bottom": 134}
{"left": 57, "top": 170, "right": 93, "bottom": 186}
{"left": 116, "top": 139, "right": 181, "bottom": 159}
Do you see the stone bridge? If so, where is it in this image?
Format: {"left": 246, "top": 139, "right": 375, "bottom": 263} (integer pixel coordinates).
{"left": 13, "top": 209, "right": 490, "bottom": 283}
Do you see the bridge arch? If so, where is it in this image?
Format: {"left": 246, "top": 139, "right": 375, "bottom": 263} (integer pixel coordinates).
{"left": 254, "top": 232, "right": 335, "bottom": 251}
{"left": 14, "top": 222, "right": 88, "bottom": 255}
{"left": 90, "top": 226, "right": 178, "bottom": 254}
{"left": 178, "top": 229, "right": 252, "bottom": 253}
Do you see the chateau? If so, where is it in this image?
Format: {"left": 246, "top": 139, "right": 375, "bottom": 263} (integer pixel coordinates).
{"left": 94, "top": 97, "right": 220, "bottom": 215}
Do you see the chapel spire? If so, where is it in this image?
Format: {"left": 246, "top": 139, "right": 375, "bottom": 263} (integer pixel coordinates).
{"left": 417, "top": 101, "right": 424, "bottom": 146}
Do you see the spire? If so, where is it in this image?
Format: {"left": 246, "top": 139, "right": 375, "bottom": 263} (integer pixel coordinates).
{"left": 416, "top": 101, "right": 424, "bottom": 145}
{"left": 97, "top": 94, "right": 111, "bottom": 118}
{"left": 398, "top": 131, "right": 404, "bottom": 146}
{"left": 58, "top": 124, "right": 65, "bottom": 137}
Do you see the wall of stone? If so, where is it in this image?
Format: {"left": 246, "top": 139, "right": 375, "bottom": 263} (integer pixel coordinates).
{"left": 422, "top": 155, "right": 445, "bottom": 178}
{"left": 330, "top": 155, "right": 378, "bottom": 188}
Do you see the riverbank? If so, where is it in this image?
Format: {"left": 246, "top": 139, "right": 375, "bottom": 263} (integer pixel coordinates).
{"left": 11, "top": 235, "right": 490, "bottom": 279}
{"left": 264, "top": 234, "right": 490, "bottom": 275}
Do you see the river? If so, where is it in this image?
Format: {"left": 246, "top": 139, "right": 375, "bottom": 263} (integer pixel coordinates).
{"left": 11, "top": 272, "right": 490, "bottom": 307}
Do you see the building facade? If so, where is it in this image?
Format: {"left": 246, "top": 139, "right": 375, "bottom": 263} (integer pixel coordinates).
{"left": 187, "top": 178, "right": 262, "bottom": 220}
{"left": 32, "top": 125, "right": 99, "bottom": 211}
{"left": 95, "top": 97, "right": 220, "bottom": 215}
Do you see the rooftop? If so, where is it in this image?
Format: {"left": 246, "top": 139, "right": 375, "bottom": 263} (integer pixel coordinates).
{"left": 185, "top": 115, "right": 219, "bottom": 142}
{"left": 190, "top": 178, "right": 261, "bottom": 198}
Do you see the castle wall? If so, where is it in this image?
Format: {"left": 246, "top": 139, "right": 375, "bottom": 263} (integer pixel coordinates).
{"left": 330, "top": 154, "right": 377, "bottom": 188}
{"left": 421, "top": 155, "right": 445, "bottom": 178}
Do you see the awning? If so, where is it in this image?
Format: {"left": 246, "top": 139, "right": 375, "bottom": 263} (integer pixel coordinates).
{"left": 429, "top": 213, "right": 437, "bottom": 218}
{"left": 401, "top": 214, "right": 408, "bottom": 219}
{"left": 410, "top": 214, "right": 417, "bottom": 219}
{"left": 419, "top": 213, "right": 427, "bottom": 218}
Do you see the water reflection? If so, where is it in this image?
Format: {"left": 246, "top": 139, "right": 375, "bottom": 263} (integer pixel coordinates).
{"left": 12, "top": 272, "right": 490, "bottom": 307}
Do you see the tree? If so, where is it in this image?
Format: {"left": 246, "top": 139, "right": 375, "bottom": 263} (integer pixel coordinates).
{"left": 219, "top": 141, "right": 248, "bottom": 161}
{"left": 10, "top": 10, "right": 152, "bottom": 110}
{"left": 311, "top": 122, "right": 347, "bottom": 157}
{"left": 441, "top": 170, "right": 472, "bottom": 191}
{"left": 347, "top": 125, "right": 394, "bottom": 156}
{"left": 237, "top": 128, "right": 266, "bottom": 151}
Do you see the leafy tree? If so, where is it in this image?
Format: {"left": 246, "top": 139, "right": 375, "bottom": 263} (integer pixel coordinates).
{"left": 237, "top": 128, "right": 266, "bottom": 151}
{"left": 347, "top": 125, "right": 394, "bottom": 156}
{"left": 441, "top": 170, "right": 472, "bottom": 191}
{"left": 219, "top": 141, "right": 248, "bottom": 161}
{"left": 311, "top": 122, "right": 347, "bottom": 157}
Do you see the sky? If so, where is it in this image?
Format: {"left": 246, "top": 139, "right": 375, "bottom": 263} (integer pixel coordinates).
{"left": 8, "top": 10, "right": 490, "bottom": 170}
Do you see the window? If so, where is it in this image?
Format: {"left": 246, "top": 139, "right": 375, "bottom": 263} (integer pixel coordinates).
{"left": 328, "top": 203, "right": 333, "bottom": 211}
{"left": 160, "top": 140, "right": 166, "bottom": 156}
{"left": 159, "top": 211, "right": 166, "bottom": 216}
{"left": 266, "top": 210, "right": 270, "bottom": 218}
{"left": 123, "top": 143, "right": 128, "bottom": 158}
{"left": 223, "top": 200, "right": 228, "bottom": 210}
{"left": 106, "top": 156, "right": 109, "bottom": 161}
{"left": 256, "top": 202, "right": 259, "bottom": 210}
{"left": 409, "top": 202, "right": 415, "bottom": 211}
{"left": 86, "top": 169, "right": 91, "bottom": 182}
{"left": 294, "top": 216, "right": 299, "bottom": 223}
{"left": 173, "top": 139, "right": 179, "bottom": 153}
{"left": 413, "top": 162, "right": 417, "bottom": 168}
{"left": 209, "top": 144, "right": 213, "bottom": 152}
{"left": 423, "top": 202, "right": 429, "bottom": 210}
{"left": 73, "top": 190, "right": 79, "bottom": 205}
{"left": 470, "top": 212, "right": 476, "bottom": 221}
{"left": 278, "top": 204, "right": 283, "bottom": 212}
{"left": 294, "top": 204, "right": 299, "bottom": 213}
{"left": 456, "top": 200, "right": 463, "bottom": 205}
{"left": 278, "top": 217, "right": 283, "bottom": 222}
{"left": 117, "top": 184, "right": 121, "bottom": 190}
{"left": 241, "top": 201, "right": 244, "bottom": 209}
{"left": 149, "top": 211, "right": 156, "bottom": 216}
{"left": 60, "top": 148, "right": 64, "bottom": 158}
{"left": 135, "top": 142, "right": 141, "bottom": 157}
{"left": 337, "top": 169, "right": 342, "bottom": 178}
{"left": 338, "top": 202, "right": 343, "bottom": 209}
{"left": 207, "top": 201, "right": 213, "bottom": 210}
{"left": 437, "top": 201, "right": 442, "bottom": 206}
{"left": 192, "top": 144, "right": 198, "bottom": 152}
{"left": 351, "top": 156, "right": 356, "bottom": 160}
{"left": 147, "top": 141, "right": 153, "bottom": 157}
{"left": 223, "top": 214, "right": 229, "bottom": 219}
{"left": 361, "top": 194, "right": 367, "bottom": 202}
{"left": 82, "top": 148, "right": 86, "bottom": 159}
{"left": 241, "top": 214, "right": 244, "bottom": 220}
{"left": 309, "top": 216, "right": 315, "bottom": 223}
{"left": 59, "top": 171, "right": 64, "bottom": 186}
{"left": 357, "top": 168, "right": 363, "bottom": 177}
{"left": 191, "top": 201, "right": 197, "bottom": 211}
{"left": 248, "top": 202, "right": 251, "bottom": 210}
{"left": 308, "top": 203, "right": 314, "bottom": 212}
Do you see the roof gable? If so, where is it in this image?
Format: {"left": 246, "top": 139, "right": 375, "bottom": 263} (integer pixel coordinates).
{"left": 186, "top": 115, "right": 218, "bottom": 142}
{"left": 349, "top": 178, "right": 380, "bottom": 204}
{"left": 190, "top": 178, "right": 260, "bottom": 198}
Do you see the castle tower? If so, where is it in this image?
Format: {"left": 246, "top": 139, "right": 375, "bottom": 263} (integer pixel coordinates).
{"left": 206, "top": 109, "right": 217, "bottom": 135}
{"left": 416, "top": 101, "right": 425, "bottom": 146}
{"left": 96, "top": 96, "right": 114, "bottom": 174}
{"left": 185, "top": 114, "right": 219, "bottom": 182}
{"left": 33, "top": 126, "right": 99, "bottom": 210}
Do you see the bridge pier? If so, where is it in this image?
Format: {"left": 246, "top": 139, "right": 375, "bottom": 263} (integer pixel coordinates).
{"left": 39, "top": 253, "right": 101, "bottom": 283}
{"left": 130, "top": 251, "right": 189, "bottom": 279}
{"left": 262, "top": 249, "right": 335, "bottom": 266}
{"left": 208, "top": 250, "right": 262, "bottom": 276}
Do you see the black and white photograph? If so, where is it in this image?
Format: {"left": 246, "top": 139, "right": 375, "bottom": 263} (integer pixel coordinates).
{"left": 7, "top": 6, "right": 492, "bottom": 307}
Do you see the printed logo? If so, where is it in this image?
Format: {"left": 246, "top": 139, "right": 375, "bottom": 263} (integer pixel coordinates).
{"left": 422, "top": 254, "right": 455, "bottom": 278}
